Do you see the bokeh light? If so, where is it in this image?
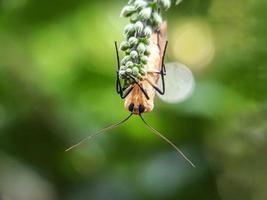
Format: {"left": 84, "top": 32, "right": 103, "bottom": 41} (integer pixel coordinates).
{"left": 171, "top": 19, "right": 215, "bottom": 71}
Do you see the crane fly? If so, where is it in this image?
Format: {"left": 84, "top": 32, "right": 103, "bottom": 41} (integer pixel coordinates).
{"left": 66, "top": 23, "right": 195, "bottom": 168}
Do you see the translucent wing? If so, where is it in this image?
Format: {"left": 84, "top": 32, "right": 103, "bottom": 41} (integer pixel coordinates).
{"left": 157, "top": 62, "right": 195, "bottom": 103}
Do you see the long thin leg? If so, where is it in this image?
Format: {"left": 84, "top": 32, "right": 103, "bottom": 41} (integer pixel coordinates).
{"left": 116, "top": 78, "right": 121, "bottom": 94}
{"left": 129, "top": 75, "right": 150, "bottom": 100}
{"left": 147, "top": 41, "right": 168, "bottom": 95}
{"left": 163, "top": 63, "right": 166, "bottom": 74}
{"left": 158, "top": 69, "right": 166, "bottom": 95}
{"left": 161, "top": 41, "right": 168, "bottom": 73}
{"left": 115, "top": 42, "right": 135, "bottom": 99}
{"left": 145, "top": 69, "right": 166, "bottom": 95}
{"left": 145, "top": 71, "right": 165, "bottom": 95}
{"left": 158, "top": 41, "right": 168, "bottom": 94}
{"left": 115, "top": 41, "right": 123, "bottom": 95}
{"left": 139, "top": 84, "right": 150, "bottom": 100}
{"left": 120, "top": 85, "right": 134, "bottom": 99}
{"left": 144, "top": 77, "right": 164, "bottom": 95}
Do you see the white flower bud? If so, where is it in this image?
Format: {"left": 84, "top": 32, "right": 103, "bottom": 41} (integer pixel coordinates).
{"left": 153, "top": 12, "right": 163, "bottom": 26}
{"left": 132, "top": 67, "right": 139, "bottom": 75}
{"left": 134, "top": 0, "right": 147, "bottom": 10}
{"left": 126, "top": 68, "right": 133, "bottom": 74}
{"left": 143, "top": 26, "right": 152, "bottom": 37}
{"left": 119, "top": 70, "right": 126, "bottom": 77}
{"left": 134, "top": 21, "right": 144, "bottom": 34}
{"left": 141, "top": 56, "right": 148, "bottom": 64}
{"left": 128, "top": 37, "right": 138, "bottom": 46}
{"left": 120, "top": 41, "right": 129, "bottom": 51}
{"left": 139, "top": 37, "right": 150, "bottom": 45}
{"left": 130, "top": 50, "right": 138, "bottom": 59}
{"left": 120, "top": 5, "right": 136, "bottom": 17}
{"left": 130, "top": 13, "right": 139, "bottom": 23}
{"left": 139, "top": 7, "right": 152, "bottom": 20}
{"left": 120, "top": 65, "right": 127, "bottom": 70}
{"left": 121, "top": 56, "right": 131, "bottom": 65}
{"left": 126, "top": 61, "right": 134, "bottom": 68}
{"left": 126, "top": 49, "right": 132, "bottom": 55}
{"left": 160, "top": 0, "right": 171, "bottom": 10}
{"left": 124, "top": 23, "right": 135, "bottom": 35}
{"left": 137, "top": 43, "right": 146, "bottom": 54}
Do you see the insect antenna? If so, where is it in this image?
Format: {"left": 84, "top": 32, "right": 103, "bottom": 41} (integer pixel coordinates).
{"left": 65, "top": 113, "right": 133, "bottom": 152}
{"left": 139, "top": 114, "right": 196, "bottom": 168}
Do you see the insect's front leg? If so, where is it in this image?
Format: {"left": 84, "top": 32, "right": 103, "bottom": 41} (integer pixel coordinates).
{"left": 120, "top": 85, "right": 134, "bottom": 99}
{"left": 116, "top": 76, "right": 133, "bottom": 99}
{"left": 115, "top": 41, "right": 124, "bottom": 95}
{"left": 129, "top": 75, "right": 150, "bottom": 100}
{"left": 159, "top": 41, "right": 168, "bottom": 76}
{"left": 116, "top": 70, "right": 123, "bottom": 94}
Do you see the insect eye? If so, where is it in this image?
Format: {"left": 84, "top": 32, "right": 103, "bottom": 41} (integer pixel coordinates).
{"left": 128, "top": 103, "right": 134, "bottom": 112}
{"left": 138, "top": 104, "right": 145, "bottom": 113}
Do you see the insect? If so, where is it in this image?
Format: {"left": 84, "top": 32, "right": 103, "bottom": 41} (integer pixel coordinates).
{"left": 66, "top": 23, "right": 195, "bottom": 168}
{"left": 66, "top": 0, "right": 195, "bottom": 167}
{"left": 115, "top": 27, "right": 167, "bottom": 114}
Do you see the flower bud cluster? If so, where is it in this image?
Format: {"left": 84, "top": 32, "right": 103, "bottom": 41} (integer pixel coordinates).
{"left": 119, "top": 0, "right": 171, "bottom": 81}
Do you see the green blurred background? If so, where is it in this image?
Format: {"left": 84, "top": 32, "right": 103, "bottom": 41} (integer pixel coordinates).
{"left": 0, "top": 0, "right": 267, "bottom": 199}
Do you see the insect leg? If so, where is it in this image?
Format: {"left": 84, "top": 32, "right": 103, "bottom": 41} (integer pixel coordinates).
{"left": 120, "top": 85, "right": 134, "bottom": 99}
{"left": 138, "top": 84, "right": 150, "bottom": 100}
{"left": 158, "top": 68, "right": 166, "bottom": 95}
{"left": 129, "top": 75, "right": 150, "bottom": 100}
{"left": 161, "top": 41, "right": 168, "bottom": 74}
{"left": 116, "top": 78, "right": 121, "bottom": 94}
{"left": 144, "top": 77, "right": 164, "bottom": 95}
{"left": 151, "top": 40, "right": 168, "bottom": 95}
{"left": 144, "top": 40, "right": 168, "bottom": 95}
{"left": 115, "top": 41, "right": 123, "bottom": 94}
{"left": 144, "top": 69, "right": 166, "bottom": 95}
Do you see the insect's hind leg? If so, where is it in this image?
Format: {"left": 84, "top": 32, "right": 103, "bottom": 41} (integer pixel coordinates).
{"left": 144, "top": 76, "right": 164, "bottom": 95}
{"left": 158, "top": 41, "right": 168, "bottom": 93}
{"left": 158, "top": 68, "right": 166, "bottom": 95}
{"left": 146, "top": 67, "right": 166, "bottom": 95}
{"left": 144, "top": 41, "right": 168, "bottom": 95}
